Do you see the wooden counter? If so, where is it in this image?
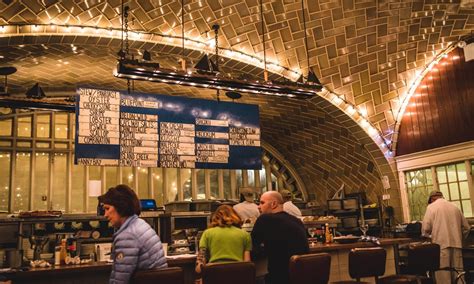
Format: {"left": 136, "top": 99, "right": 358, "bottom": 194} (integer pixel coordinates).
{"left": 0, "top": 256, "right": 196, "bottom": 284}
{"left": 309, "top": 237, "right": 412, "bottom": 253}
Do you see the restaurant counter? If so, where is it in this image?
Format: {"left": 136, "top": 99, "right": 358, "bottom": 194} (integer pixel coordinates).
{"left": 0, "top": 255, "right": 197, "bottom": 284}
{"left": 1, "top": 238, "right": 412, "bottom": 284}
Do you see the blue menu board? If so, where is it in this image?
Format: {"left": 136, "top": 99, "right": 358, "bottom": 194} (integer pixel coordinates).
{"left": 74, "top": 87, "right": 261, "bottom": 169}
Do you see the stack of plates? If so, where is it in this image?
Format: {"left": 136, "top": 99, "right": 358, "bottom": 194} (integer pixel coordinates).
{"left": 22, "top": 239, "right": 34, "bottom": 260}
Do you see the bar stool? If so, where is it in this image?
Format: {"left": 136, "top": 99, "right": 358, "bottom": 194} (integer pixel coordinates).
{"left": 131, "top": 267, "right": 184, "bottom": 284}
{"left": 333, "top": 247, "right": 387, "bottom": 284}
{"left": 289, "top": 253, "right": 331, "bottom": 284}
{"left": 379, "top": 243, "right": 440, "bottom": 284}
{"left": 202, "top": 261, "right": 256, "bottom": 284}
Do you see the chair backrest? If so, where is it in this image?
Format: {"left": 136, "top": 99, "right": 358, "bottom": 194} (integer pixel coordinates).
{"left": 131, "top": 267, "right": 184, "bottom": 284}
{"left": 407, "top": 243, "right": 440, "bottom": 275}
{"left": 289, "top": 253, "right": 331, "bottom": 284}
{"left": 202, "top": 261, "right": 256, "bottom": 284}
{"left": 349, "top": 247, "right": 386, "bottom": 280}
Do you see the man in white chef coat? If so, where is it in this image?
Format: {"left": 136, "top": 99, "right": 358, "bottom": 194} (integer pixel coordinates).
{"left": 280, "top": 189, "right": 302, "bottom": 218}
{"left": 422, "top": 190, "right": 470, "bottom": 283}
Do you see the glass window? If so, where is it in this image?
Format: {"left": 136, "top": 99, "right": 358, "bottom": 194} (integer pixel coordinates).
{"left": 13, "top": 152, "right": 31, "bottom": 212}
{"left": 165, "top": 168, "right": 178, "bottom": 203}
{"left": 121, "top": 167, "right": 134, "bottom": 188}
{"left": 17, "top": 116, "right": 32, "bottom": 137}
{"left": 223, "top": 170, "right": 231, "bottom": 199}
{"left": 405, "top": 168, "right": 433, "bottom": 221}
{"left": 0, "top": 152, "right": 11, "bottom": 212}
{"left": 436, "top": 162, "right": 472, "bottom": 217}
{"left": 260, "top": 167, "right": 267, "bottom": 191}
{"left": 70, "top": 159, "right": 84, "bottom": 213}
{"left": 33, "top": 152, "right": 49, "bottom": 210}
{"left": 137, "top": 167, "right": 149, "bottom": 198}
{"left": 36, "top": 114, "right": 51, "bottom": 138}
{"left": 152, "top": 168, "right": 163, "bottom": 206}
{"left": 248, "top": 170, "right": 255, "bottom": 187}
{"left": 54, "top": 113, "right": 69, "bottom": 139}
{"left": 0, "top": 118, "right": 12, "bottom": 136}
{"left": 180, "top": 169, "right": 192, "bottom": 201}
{"left": 196, "top": 169, "right": 205, "bottom": 199}
{"left": 210, "top": 170, "right": 218, "bottom": 199}
{"left": 236, "top": 170, "right": 242, "bottom": 188}
{"left": 89, "top": 166, "right": 101, "bottom": 213}
{"left": 52, "top": 153, "right": 67, "bottom": 211}
{"left": 105, "top": 167, "right": 118, "bottom": 190}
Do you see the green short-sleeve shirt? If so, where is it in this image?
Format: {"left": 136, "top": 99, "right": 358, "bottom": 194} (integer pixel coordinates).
{"left": 199, "top": 226, "right": 252, "bottom": 263}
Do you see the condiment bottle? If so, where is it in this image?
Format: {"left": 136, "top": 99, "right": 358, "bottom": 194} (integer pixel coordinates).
{"left": 59, "top": 239, "right": 67, "bottom": 265}
{"left": 54, "top": 246, "right": 61, "bottom": 266}
{"left": 325, "top": 223, "right": 331, "bottom": 244}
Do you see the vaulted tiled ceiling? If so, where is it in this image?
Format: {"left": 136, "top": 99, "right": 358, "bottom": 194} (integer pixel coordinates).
{"left": 1, "top": 0, "right": 473, "bottom": 217}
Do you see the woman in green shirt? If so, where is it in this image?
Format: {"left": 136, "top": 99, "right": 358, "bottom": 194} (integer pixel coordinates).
{"left": 195, "top": 205, "right": 252, "bottom": 273}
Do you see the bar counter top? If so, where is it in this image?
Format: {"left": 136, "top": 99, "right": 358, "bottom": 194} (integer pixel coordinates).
{"left": 309, "top": 237, "right": 412, "bottom": 253}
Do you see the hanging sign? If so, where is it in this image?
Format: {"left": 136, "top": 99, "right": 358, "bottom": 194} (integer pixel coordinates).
{"left": 74, "top": 87, "right": 261, "bottom": 169}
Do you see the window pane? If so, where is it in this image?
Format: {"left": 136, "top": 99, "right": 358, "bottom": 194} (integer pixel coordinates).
{"left": 0, "top": 152, "right": 11, "bottom": 212}
{"left": 54, "top": 113, "right": 68, "bottom": 139}
{"left": 89, "top": 166, "right": 101, "bottom": 213}
{"left": 0, "top": 118, "right": 12, "bottom": 136}
{"left": 259, "top": 168, "right": 267, "bottom": 191}
{"left": 452, "top": 201, "right": 461, "bottom": 211}
{"left": 71, "top": 159, "right": 84, "bottom": 213}
{"left": 180, "top": 169, "right": 192, "bottom": 201}
{"left": 137, "top": 167, "right": 149, "bottom": 198}
{"left": 36, "top": 114, "right": 51, "bottom": 138}
{"left": 447, "top": 164, "right": 457, "bottom": 182}
{"left": 460, "top": 181, "right": 469, "bottom": 199}
{"left": 17, "top": 116, "right": 32, "bottom": 137}
{"left": 236, "top": 170, "right": 242, "bottom": 188}
{"left": 14, "top": 152, "right": 31, "bottom": 212}
{"left": 457, "top": 163, "right": 467, "bottom": 181}
{"left": 449, "top": 183, "right": 460, "bottom": 200}
{"left": 196, "top": 169, "right": 205, "bottom": 200}
{"left": 105, "top": 167, "right": 118, "bottom": 190}
{"left": 33, "top": 152, "right": 49, "bottom": 211}
{"left": 223, "top": 170, "right": 231, "bottom": 200}
{"left": 152, "top": 168, "right": 163, "bottom": 206}
{"left": 165, "top": 168, "right": 178, "bottom": 202}
{"left": 439, "top": 184, "right": 449, "bottom": 199}
{"left": 121, "top": 167, "right": 134, "bottom": 188}
{"left": 462, "top": 200, "right": 473, "bottom": 218}
{"left": 248, "top": 170, "right": 255, "bottom": 187}
{"left": 52, "top": 153, "right": 67, "bottom": 211}
{"left": 436, "top": 166, "right": 447, "bottom": 183}
{"left": 210, "top": 170, "right": 218, "bottom": 199}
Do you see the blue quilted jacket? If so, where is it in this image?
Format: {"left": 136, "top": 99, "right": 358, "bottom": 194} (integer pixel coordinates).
{"left": 109, "top": 215, "right": 167, "bottom": 284}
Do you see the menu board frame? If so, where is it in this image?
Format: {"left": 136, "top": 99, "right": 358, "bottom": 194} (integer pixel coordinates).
{"left": 74, "top": 87, "right": 262, "bottom": 169}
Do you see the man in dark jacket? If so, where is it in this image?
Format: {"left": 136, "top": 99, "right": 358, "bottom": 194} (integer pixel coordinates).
{"left": 251, "top": 191, "right": 309, "bottom": 284}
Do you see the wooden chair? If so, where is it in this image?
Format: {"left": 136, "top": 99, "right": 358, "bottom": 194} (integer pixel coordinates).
{"left": 289, "top": 253, "right": 331, "bottom": 284}
{"left": 202, "top": 261, "right": 255, "bottom": 284}
{"left": 131, "top": 266, "right": 184, "bottom": 284}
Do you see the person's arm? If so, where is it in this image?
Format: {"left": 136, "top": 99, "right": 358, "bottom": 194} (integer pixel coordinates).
{"left": 110, "top": 232, "right": 139, "bottom": 284}
{"left": 243, "top": 251, "right": 251, "bottom": 262}
{"left": 461, "top": 214, "right": 470, "bottom": 238}
{"left": 195, "top": 247, "right": 207, "bottom": 274}
{"left": 195, "top": 230, "right": 209, "bottom": 274}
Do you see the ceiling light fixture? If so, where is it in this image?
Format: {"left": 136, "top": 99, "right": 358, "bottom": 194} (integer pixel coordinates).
{"left": 298, "top": 0, "right": 321, "bottom": 85}
{"left": 113, "top": 4, "right": 322, "bottom": 99}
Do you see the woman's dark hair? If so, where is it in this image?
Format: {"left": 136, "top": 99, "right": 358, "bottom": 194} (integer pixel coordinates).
{"left": 98, "top": 184, "right": 141, "bottom": 217}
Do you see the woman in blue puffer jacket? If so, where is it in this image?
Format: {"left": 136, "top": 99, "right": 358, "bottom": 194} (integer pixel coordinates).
{"left": 99, "top": 184, "right": 167, "bottom": 284}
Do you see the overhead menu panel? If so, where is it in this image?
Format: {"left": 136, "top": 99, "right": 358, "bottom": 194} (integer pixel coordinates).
{"left": 75, "top": 87, "right": 261, "bottom": 169}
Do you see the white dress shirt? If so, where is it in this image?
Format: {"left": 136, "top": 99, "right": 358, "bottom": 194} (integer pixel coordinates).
{"left": 233, "top": 201, "right": 260, "bottom": 222}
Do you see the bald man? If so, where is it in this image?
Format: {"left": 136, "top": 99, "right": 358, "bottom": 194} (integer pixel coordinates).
{"left": 251, "top": 191, "right": 309, "bottom": 284}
